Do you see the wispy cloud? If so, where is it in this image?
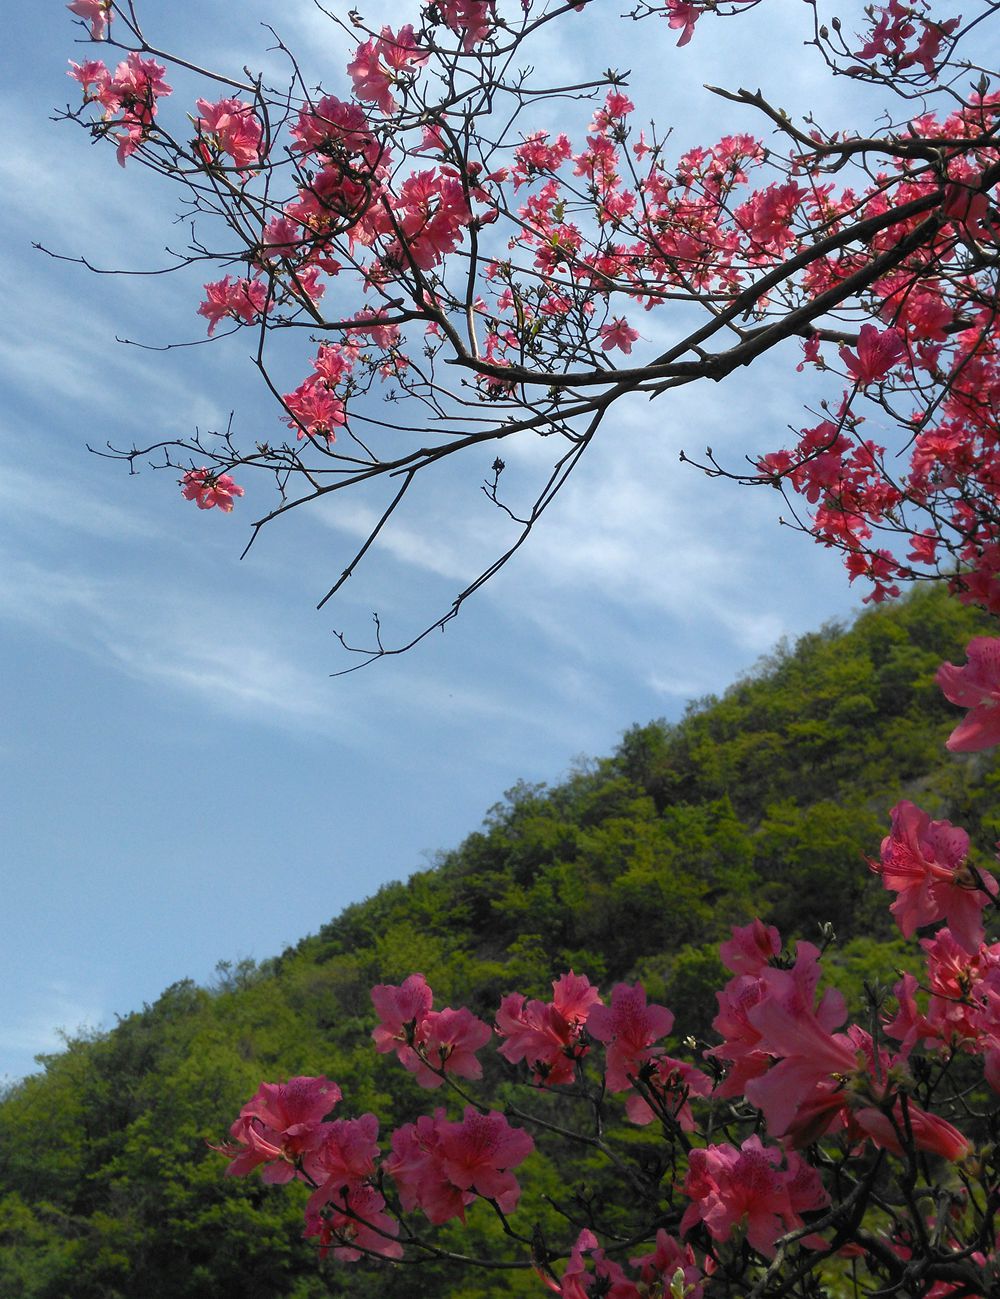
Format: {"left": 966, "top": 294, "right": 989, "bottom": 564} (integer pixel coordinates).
{"left": 320, "top": 499, "right": 475, "bottom": 582}
{"left": 0, "top": 463, "right": 162, "bottom": 543}
{"left": 0, "top": 981, "right": 105, "bottom": 1074}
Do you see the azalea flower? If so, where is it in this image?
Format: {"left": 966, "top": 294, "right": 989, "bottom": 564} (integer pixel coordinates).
{"left": 598, "top": 317, "right": 640, "bottom": 354}
{"left": 839, "top": 324, "right": 906, "bottom": 385}
{"left": 680, "top": 1136, "right": 828, "bottom": 1259}
{"left": 217, "top": 1075, "right": 341, "bottom": 1181}
{"left": 937, "top": 637, "right": 1000, "bottom": 751}
{"left": 67, "top": 0, "right": 111, "bottom": 40}
{"left": 874, "top": 800, "right": 998, "bottom": 953}
{"left": 180, "top": 468, "right": 245, "bottom": 512}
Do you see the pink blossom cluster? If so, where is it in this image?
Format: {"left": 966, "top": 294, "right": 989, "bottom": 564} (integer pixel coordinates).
{"left": 180, "top": 468, "right": 245, "bottom": 512}
{"left": 194, "top": 98, "right": 263, "bottom": 170}
{"left": 873, "top": 799, "right": 998, "bottom": 953}
{"left": 371, "top": 972, "right": 492, "bottom": 1088}
{"left": 711, "top": 916, "right": 975, "bottom": 1161}
{"left": 496, "top": 970, "right": 600, "bottom": 1084}
{"left": 196, "top": 276, "right": 270, "bottom": 337}
{"left": 387, "top": 1106, "right": 534, "bottom": 1223}
{"left": 64, "top": 1, "right": 1000, "bottom": 630}
{"left": 681, "top": 1136, "right": 827, "bottom": 1259}
{"left": 752, "top": 91, "right": 1000, "bottom": 608}
{"left": 68, "top": 49, "right": 172, "bottom": 164}
{"left": 347, "top": 25, "right": 428, "bottom": 115}
{"left": 282, "top": 343, "right": 355, "bottom": 443}
{"left": 218, "top": 801, "right": 1000, "bottom": 1285}
{"left": 888, "top": 929, "right": 1000, "bottom": 1091}
{"left": 219, "top": 1075, "right": 533, "bottom": 1248}
{"left": 217, "top": 843, "right": 1000, "bottom": 1288}
{"left": 218, "top": 1076, "right": 400, "bottom": 1260}
{"left": 428, "top": 0, "right": 497, "bottom": 51}
{"left": 542, "top": 1226, "right": 705, "bottom": 1299}
{"left": 853, "top": 0, "right": 960, "bottom": 77}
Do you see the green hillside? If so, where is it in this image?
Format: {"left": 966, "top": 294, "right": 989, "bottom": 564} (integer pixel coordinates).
{"left": 3, "top": 586, "right": 998, "bottom": 1298}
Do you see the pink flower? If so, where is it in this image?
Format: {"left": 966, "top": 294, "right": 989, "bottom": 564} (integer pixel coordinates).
{"left": 874, "top": 800, "right": 997, "bottom": 953}
{"left": 260, "top": 216, "right": 302, "bottom": 259}
{"left": 719, "top": 918, "right": 781, "bottom": 975}
{"left": 370, "top": 976, "right": 490, "bottom": 1088}
{"left": 664, "top": 1, "right": 700, "bottom": 46}
{"left": 386, "top": 1107, "right": 532, "bottom": 1223}
{"left": 707, "top": 971, "right": 773, "bottom": 1099}
{"left": 311, "top": 344, "right": 355, "bottom": 386}
{"left": 349, "top": 309, "right": 403, "bottom": 350}
{"left": 113, "top": 121, "right": 145, "bottom": 166}
{"left": 290, "top": 95, "right": 375, "bottom": 158}
{"left": 432, "top": 0, "right": 496, "bottom": 51}
{"left": 796, "top": 333, "right": 822, "bottom": 371}
{"left": 544, "top": 1228, "right": 599, "bottom": 1299}
{"left": 347, "top": 38, "right": 396, "bottom": 114}
{"left": 496, "top": 970, "right": 601, "bottom": 1086}
{"left": 740, "top": 945, "right": 975, "bottom": 1160}
{"left": 937, "top": 638, "right": 1000, "bottom": 751}
{"left": 195, "top": 97, "right": 263, "bottom": 169}
{"left": 513, "top": 131, "right": 573, "bottom": 187}
{"left": 371, "top": 973, "right": 433, "bottom": 1071}
{"left": 631, "top": 1231, "right": 703, "bottom": 1299}
{"left": 217, "top": 1075, "right": 341, "bottom": 1181}
{"left": 67, "top": 59, "right": 111, "bottom": 98}
{"left": 415, "top": 1007, "right": 492, "bottom": 1088}
{"left": 304, "top": 1184, "right": 402, "bottom": 1262}
{"left": 923, "top": 928, "right": 1000, "bottom": 1044}
{"left": 108, "top": 52, "right": 172, "bottom": 136}
{"left": 599, "top": 318, "right": 640, "bottom": 354}
{"left": 681, "top": 1136, "right": 827, "bottom": 1259}
{"left": 624, "top": 1054, "right": 712, "bottom": 1128}
{"left": 180, "top": 468, "right": 245, "bottom": 513}
{"left": 386, "top": 1111, "right": 474, "bottom": 1224}
{"left": 436, "top": 1107, "right": 534, "bottom": 1211}
{"left": 302, "top": 1113, "right": 381, "bottom": 1209}
{"left": 545, "top": 1229, "right": 642, "bottom": 1298}
{"left": 282, "top": 376, "right": 346, "bottom": 443}
{"left": 969, "top": 973, "right": 1000, "bottom": 1092}
{"left": 197, "top": 276, "right": 269, "bottom": 335}
{"left": 839, "top": 324, "right": 907, "bottom": 385}
{"left": 347, "top": 27, "right": 427, "bottom": 115}
{"left": 735, "top": 181, "right": 804, "bottom": 255}
{"left": 741, "top": 944, "right": 854, "bottom": 1138}
{"left": 67, "top": 0, "right": 111, "bottom": 40}
{"left": 586, "top": 982, "right": 673, "bottom": 1091}
{"left": 852, "top": 1102, "right": 971, "bottom": 1162}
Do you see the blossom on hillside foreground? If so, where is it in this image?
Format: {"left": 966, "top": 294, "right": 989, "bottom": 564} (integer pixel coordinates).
{"left": 219, "top": 806, "right": 1000, "bottom": 1293}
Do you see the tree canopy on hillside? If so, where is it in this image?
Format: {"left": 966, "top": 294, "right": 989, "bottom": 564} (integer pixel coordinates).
{"left": 1, "top": 586, "right": 994, "bottom": 1297}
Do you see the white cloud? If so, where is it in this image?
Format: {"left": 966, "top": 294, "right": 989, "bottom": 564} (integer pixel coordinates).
{"left": 320, "top": 498, "right": 475, "bottom": 582}
{"left": 0, "top": 465, "right": 160, "bottom": 544}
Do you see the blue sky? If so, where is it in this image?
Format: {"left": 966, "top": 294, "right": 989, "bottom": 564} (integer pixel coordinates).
{"left": 0, "top": 1, "right": 904, "bottom": 1084}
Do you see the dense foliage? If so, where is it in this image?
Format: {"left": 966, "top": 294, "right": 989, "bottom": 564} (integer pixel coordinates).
{"left": 2, "top": 586, "right": 996, "bottom": 1298}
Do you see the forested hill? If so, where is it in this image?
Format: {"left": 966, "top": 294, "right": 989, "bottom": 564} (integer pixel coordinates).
{"left": 3, "top": 587, "right": 1000, "bottom": 1299}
